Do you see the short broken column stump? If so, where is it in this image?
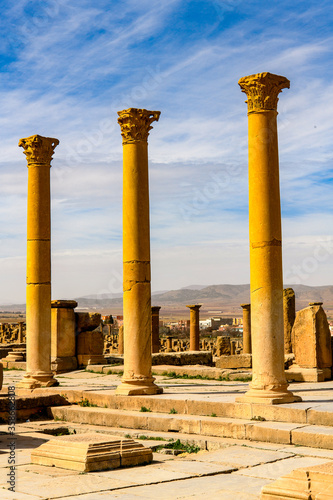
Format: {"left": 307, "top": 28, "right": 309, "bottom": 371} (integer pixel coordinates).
{"left": 31, "top": 433, "right": 153, "bottom": 472}
{"left": 261, "top": 462, "right": 333, "bottom": 499}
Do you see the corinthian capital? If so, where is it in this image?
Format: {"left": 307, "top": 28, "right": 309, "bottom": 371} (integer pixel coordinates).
{"left": 238, "top": 72, "right": 290, "bottom": 113}
{"left": 18, "top": 135, "right": 59, "bottom": 165}
{"left": 117, "top": 108, "right": 160, "bottom": 144}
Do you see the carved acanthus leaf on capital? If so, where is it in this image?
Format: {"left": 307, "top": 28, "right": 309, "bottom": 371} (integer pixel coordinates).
{"left": 18, "top": 135, "right": 59, "bottom": 165}
{"left": 117, "top": 108, "right": 160, "bottom": 144}
{"left": 238, "top": 72, "right": 290, "bottom": 113}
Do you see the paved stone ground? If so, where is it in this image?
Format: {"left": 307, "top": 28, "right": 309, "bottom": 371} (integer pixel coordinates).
{"left": 1, "top": 368, "right": 333, "bottom": 499}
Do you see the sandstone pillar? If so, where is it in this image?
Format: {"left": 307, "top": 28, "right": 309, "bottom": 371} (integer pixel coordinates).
{"left": 151, "top": 306, "right": 161, "bottom": 353}
{"left": 241, "top": 304, "right": 251, "bottom": 354}
{"left": 118, "top": 325, "right": 124, "bottom": 355}
{"left": 51, "top": 300, "right": 78, "bottom": 372}
{"left": 17, "top": 135, "right": 59, "bottom": 389}
{"left": 186, "top": 305, "right": 201, "bottom": 351}
{"left": 18, "top": 322, "right": 24, "bottom": 343}
{"left": 236, "top": 73, "right": 300, "bottom": 404}
{"left": 116, "top": 108, "right": 162, "bottom": 395}
{"left": 283, "top": 288, "right": 295, "bottom": 354}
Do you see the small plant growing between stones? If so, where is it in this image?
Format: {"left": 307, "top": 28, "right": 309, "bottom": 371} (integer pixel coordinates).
{"left": 156, "top": 439, "right": 200, "bottom": 454}
{"left": 211, "top": 413, "right": 217, "bottom": 417}
{"left": 125, "top": 434, "right": 132, "bottom": 439}
{"left": 169, "top": 408, "right": 177, "bottom": 414}
{"left": 54, "top": 415, "right": 66, "bottom": 422}
{"left": 140, "top": 406, "right": 152, "bottom": 412}
{"left": 77, "top": 398, "right": 98, "bottom": 407}
{"left": 251, "top": 415, "right": 266, "bottom": 421}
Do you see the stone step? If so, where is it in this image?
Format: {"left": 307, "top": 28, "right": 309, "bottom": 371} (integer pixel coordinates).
{"left": 41, "top": 387, "right": 333, "bottom": 428}
{"left": 49, "top": 406, "right": 333, "bottom": 450}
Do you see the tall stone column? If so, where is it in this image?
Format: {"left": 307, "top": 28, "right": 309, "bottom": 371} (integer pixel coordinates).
{"left": 241, "top": 304, "right": 251, "bottom": 354}
{"left": 283, "top": 288, "right": 295, "bottom": 354}
{"left": 236, "top": 73, "right": 301, "bottom": 404}
{"left": 17, "top": 135, "right": 59, "bottom": 389}
{"left": 151, "top": 306, "right": 161, "bottom": 353}
{"left": 186, "top": 305, "right": 201, "bottom": 351}
{"left": 116, "top": 108, "right": 162, "bottom": 395}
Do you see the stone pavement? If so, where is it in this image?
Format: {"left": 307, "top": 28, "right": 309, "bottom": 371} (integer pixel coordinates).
{"left": 1, "top": 368, "right": 333, "bottom": 499}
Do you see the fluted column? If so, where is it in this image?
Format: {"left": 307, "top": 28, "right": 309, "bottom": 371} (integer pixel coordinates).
{"left": 151, "top": 306, "right": 161, "bottom": 353}
{"left": 116, "top": 108, "right": 162, "bottom": 395}
{"left": 17, "top": 135, "right": 59, "bottom": 389}
{"left": 186, "top": 305, "right": 201, "bottom": 351}
{"left": 241, "top": 303, "right": 251, "bottom": 354}
{"left": 236, "top": 73, "right": 301, "bottom": 404}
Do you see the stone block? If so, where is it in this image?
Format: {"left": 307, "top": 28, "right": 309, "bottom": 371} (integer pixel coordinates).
{"left": 152, "top": 351, "right": 212, "bottom": 366}
{"left": 292, "top": 425, "right": 333, "bottom": 449}
{"left": 31, "top": 433, "right": 152, "bottom": 472}
{"left": 245, "top": 422, "right": 305, "bottom": 445}
{"left": 261, "top": 461, "right": 333, "bottom": 499}
{"left": 76, "top": 312, "right": 101, "bottom": 333}
{"left": 51, "top": 356, "right": 78, "bottom": 373}
{"left": 285, "top": 365, "right": 330, "bottom": 382}
{"left": 215, "top": 354, "right": 252, "bottom": 369}
{"left": 0, "top": 362, "right": 2, "bottom": 389}
{"left": 51, "top": 300, "right": 77, "bottom": 359}
{"left": 292, "top": 303, "right": 332, "bottom": 370}
{"left": 216, "top": 336, "right": 231, "bottom": 356}
{"left": 77, "top": 330, "right": 106, "bottom": 366}
{"left": 200, "top": 417, "right": 247, "bottom": 439}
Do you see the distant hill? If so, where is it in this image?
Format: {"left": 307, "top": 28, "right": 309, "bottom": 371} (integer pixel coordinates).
{"left": 74, "top": 284, "right": 333, "bottom": 315}
{"left": 2, "top": 284, "right": 333, "bottom": 316}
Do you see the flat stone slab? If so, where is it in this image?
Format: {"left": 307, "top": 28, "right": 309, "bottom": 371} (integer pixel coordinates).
{"left": 31, "top": 433, "right": 152, "bottom": 472}
{"left": 152, "top": 351, "right": 213, "bottom": 366}
{"left": 216, "top": 354, "right": 252, "bottom": 369}
{"left": 261, "top": 460, "right": 333, "bottom": 499}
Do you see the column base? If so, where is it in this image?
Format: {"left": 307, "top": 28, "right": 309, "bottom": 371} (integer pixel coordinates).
{"left": 16, "top": 372, "right": 59, "bottom": 389}
{"left": 236, "top": 387, "right": 302, "bottom": 405}
{"left": 116, "top": 377, "right": 163, "bottom": 396}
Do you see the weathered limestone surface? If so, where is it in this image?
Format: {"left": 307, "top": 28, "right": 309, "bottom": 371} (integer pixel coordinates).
{"left": 76, "top": 312, "right": 101, "bottom": 333}
{"left": 241, "top": 304, "right": 251, "bottom": 354}
{"left": 283, "top": 288, "right": 295, "bottom": 354}
{"left": 51, "top": 300, "right": 78, "bottom": 373}
{"left": 118, "top": 325, "right": 124, "bottom": 355}
{"left": 216, "top": 354, "right": 252, "bottom": 369}
{"left": 236, "top": 73, "right": 300, "bottom": 405}
{"left": 31, "top": 433, "right": 152, "bottom": 472}
{"left": 17, "top": 135, "right": 59, "bottom": 389}
{"left": 261, "top": 461, "right": 333, "bottom": 499}
{"left": 152, "top": 351, "right": 213, "bottom": 366}
{"left": 77, "top": 330, "right": 106, "bottom": 367}
{"left": 292, "top": 302, "right": 332, "bottom": 369}
{"left": 186, "top": 304, "right": 201, "bottom": 351}
{"left": 116, "top": 108, "right": 162, "bottom": 396}
{"left": 290, "top": 302, "right": 332, "bottom": 380}
{"left": 216, "top": 336, "right": 231, "bottom": 356}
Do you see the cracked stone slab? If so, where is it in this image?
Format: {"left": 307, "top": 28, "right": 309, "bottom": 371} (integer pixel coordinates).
{"left": 188, "top": 446, "right": 294, "bottom": 467}
{"left": 234, "top": 455, "right": 330, "bottom": 479}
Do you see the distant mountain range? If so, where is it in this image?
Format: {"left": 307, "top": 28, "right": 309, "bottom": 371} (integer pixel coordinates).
{"left": 73, "top": 284, "right": 333, "bottom": 313}
{"left": 2, "top": 284, "right": 333, "bottom": 315}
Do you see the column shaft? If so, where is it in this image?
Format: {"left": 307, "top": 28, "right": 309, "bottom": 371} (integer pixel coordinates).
{"left": 236, "top": 73, "right": 301, "bottom": 404}
{"left": 17, "top": 135, "right": 59, "bottom": 389}
{"left": 187, "top": 305, "right": 201, "bottom": 351}
{"left": 241, "top": 304, "right": 251, "bottom": 354}
{"left": 116, "top": 108, "right": 162, "bottom": 395}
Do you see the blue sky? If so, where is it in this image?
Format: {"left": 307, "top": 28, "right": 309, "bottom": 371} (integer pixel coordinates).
{"left": 0, "top": 0, "right": 332, "bottom": 303}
